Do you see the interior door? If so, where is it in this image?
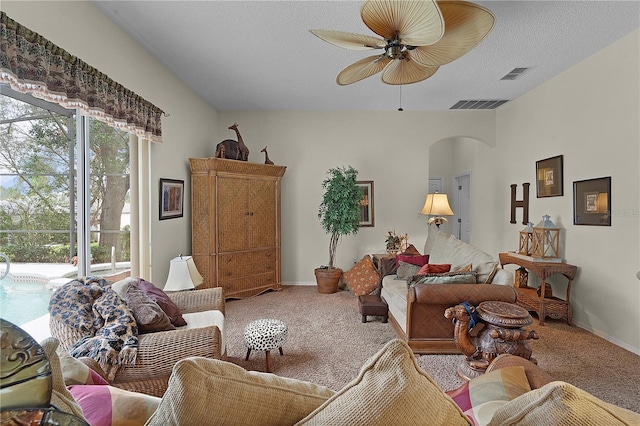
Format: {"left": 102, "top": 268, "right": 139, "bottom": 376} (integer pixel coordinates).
{"left": 455, "top": 174, "right": 471, "bottom": 243}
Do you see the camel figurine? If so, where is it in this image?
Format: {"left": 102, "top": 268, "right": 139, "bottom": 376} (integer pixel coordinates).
{"left": 261, "top": 146, "right": 274, "bottom": 165}
{"left": 444, "top": 302, "right": 539, "bottom": 379}
{"left": 214, "top": 122, "right": 249, "bottom": 161}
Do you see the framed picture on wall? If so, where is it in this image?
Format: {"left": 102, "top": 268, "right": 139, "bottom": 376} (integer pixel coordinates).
{"left": 356, "top": 181, "right": 374, "bottom": 227}
{"left": 573, "top": 176, "right": 611, "bottom": 226}
{"left": 159, "top": 178, "right": 184, "bottom": 220}
{"left": 536, "top": 155, "right": 564, "bottom": 198}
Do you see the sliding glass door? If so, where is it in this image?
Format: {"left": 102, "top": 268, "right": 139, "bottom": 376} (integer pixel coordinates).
{"left": 0, "top": 86, "right": 131, "bottom": 325}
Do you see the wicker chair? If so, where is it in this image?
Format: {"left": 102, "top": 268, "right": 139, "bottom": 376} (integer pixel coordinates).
{"left": 50, "top": 287, "right": 226, "bottom": 397}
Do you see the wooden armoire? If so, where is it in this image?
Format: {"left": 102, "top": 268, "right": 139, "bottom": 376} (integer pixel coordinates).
{"left": 189, "top": 158, "right": 286, "bottom": 299}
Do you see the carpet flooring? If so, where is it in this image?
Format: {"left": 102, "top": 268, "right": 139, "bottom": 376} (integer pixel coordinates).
{"left": 224, "top": 285, "right": 639, "bottom": 413}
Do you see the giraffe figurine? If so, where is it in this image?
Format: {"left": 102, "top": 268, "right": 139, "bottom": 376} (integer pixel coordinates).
{"left": 229, "top": 122, "right": 249, "bottom": 161}
{"left": 261, "top": 146, "right": 274, "bottom": 165}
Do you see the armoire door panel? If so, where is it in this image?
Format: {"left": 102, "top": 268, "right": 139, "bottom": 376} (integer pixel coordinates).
{"left": 217, "top": 177, "right": 250, "bottom": 252}
{"left": 249, "top": 179, "right": 277, "bottom": 248}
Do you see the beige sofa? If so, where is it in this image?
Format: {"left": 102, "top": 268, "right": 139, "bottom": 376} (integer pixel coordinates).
{"left": 142, "top": 339, "right": 640, "bottom": 426}
{"left": 17, "top": 330, "right": 640, "bottom": 426}
{"left": 381, "top": 229, "right": 517, "bottom": 354}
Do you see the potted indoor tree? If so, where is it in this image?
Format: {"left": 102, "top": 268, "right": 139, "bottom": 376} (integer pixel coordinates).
{"left": 315, "top": 165, "right": 361, "bottom": 294}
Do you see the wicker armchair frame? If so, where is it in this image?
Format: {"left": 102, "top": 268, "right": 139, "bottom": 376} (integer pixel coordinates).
{"left": 50, "top": 287, "right": 226, "bottom": 397}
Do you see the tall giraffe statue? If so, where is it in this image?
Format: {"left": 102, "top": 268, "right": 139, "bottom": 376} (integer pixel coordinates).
{"left": 214, "top": 122, "right": 250, "bottom": 161}
{"left": 229, "top": 122, "right": 249, "bottom": 161}
{"left": 261, "top": 146, "right": 274, "bottom": 165}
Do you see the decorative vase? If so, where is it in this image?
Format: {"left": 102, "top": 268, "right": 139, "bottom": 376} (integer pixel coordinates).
{"left": 314, "top": 267, "right": 343, "bottom": 294}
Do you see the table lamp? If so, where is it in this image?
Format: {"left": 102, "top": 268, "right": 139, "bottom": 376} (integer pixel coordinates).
{"left": 164, "top": 255, "right": 203, "bottom": 292}
{"left": 420, "top": 191, "right": 454, "bottom": 228}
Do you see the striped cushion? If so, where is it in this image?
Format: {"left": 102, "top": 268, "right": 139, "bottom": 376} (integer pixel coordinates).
{"left": 446, "top": 366, "right": 530, "bottom": 426}
{"left": 68, "top": 385, "right": 160, "bottom": 426}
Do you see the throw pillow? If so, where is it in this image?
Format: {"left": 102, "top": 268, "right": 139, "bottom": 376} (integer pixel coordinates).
{"left": 123, "top": 283, "right": 175, "bottom": 333}
{"left": 137, "top": 278, "right": 187, "bottom": 327}
{"left": 343, "top": 255, "right": 380, "bottom": 296}
{"left": 56, "top": 349, "right": 110, "bottom": 386}
{"left": 39, "top": 338, "right": 87, "bottom": 421}
{"left": 110, "top": 277, "right": 138, "bottom": 299}
{"left": 487, "top": 381, "right": 640, "bottom": 426}
{"left": 146, "top": 357, "right": 335, "bottom": 426}
{"left": 68, "top": 384, "right": 161, "bottom": 426}
{"left": 296, "top": 339, "right": 469, "bottom": 426}
{"left": 446, "top": 366, "right": 531, "bottom": 426}
{"left": 395, "top": 254, "right": 429, "bottom": 269}
{"left": 417, "top": 263, "right": 452, "bottom": 274}
{"left": 400, "top": 244, "right": 421, "bottom": 256}
{"left": 407, "top": 271, "right": 478, "bottom": 288}
{"left": 455, "top": 263, "right": 473, "bottom": 273}
{"left": 396, "top": 261, "right": 422, "bottom": 280}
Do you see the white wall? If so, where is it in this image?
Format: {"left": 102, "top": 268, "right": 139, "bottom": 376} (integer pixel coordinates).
{"left": 3, "top": 1, "right": 218, "bottom": 284}
{"left": 466, "top": 30, "right": 639, "bottom": 353}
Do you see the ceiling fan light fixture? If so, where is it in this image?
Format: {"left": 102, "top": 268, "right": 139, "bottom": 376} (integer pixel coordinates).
{"left": 311, "top": 0, "right": 494, "bottom": 86}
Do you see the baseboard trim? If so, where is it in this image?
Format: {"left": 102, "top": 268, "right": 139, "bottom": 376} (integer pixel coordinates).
{"left": 572, "top": 319, "right": 640, "bottom": 355}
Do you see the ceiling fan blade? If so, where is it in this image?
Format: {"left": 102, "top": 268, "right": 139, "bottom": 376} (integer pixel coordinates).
{"left": 361, "top": 0, "right": 444, "bottom": 46}
{"left": 411, "top": 1, "right": 495, "bottom": 66}
{"left": 309, "top": 29, "right": 386, "bottom": 50}
{"left": 337, "top": 55, "right": 392, "bottom": 85}
{"left": 381, "top": 57, "right": 439, "bottom": 85}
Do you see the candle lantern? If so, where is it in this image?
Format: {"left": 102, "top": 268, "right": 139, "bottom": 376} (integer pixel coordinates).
{"left": 518, "top": 222, "right": 534, "bottom": 256}
{"left": 531, "top": 215, "right": 561, "bottom": 261}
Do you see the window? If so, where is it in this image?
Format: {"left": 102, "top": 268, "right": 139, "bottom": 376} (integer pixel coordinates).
{"left": 0, "top": 86, "right": 132, "bottom": 325}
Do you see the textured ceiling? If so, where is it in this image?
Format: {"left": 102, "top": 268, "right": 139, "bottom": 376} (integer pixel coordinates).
{"left": 92, "top": 1, "right": 639, "bottom": 112}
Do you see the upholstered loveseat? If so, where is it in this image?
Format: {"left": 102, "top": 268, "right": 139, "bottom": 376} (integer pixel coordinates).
{"left": 381, "top": 229, "right": 517, "bottom": 354}
{"left": 49, "top": 277, "right": 226, "bottom": 397}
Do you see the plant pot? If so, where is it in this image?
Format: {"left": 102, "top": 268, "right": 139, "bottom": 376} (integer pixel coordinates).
{"left": 314, "top": 267, "right": 343, "bottom": 294}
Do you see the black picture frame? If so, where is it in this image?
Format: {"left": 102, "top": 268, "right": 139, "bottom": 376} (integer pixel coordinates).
{"left": 356, "top": 181, "right": 374, "bottom": 227}
{"left": 573, "top": 177, "right": 611, "bottom": 226}
{"left": 536, "top": 155, "right": 564, "bottom": 198}
{"left": 159, "top": 178, "right": 184, "bottom": 220}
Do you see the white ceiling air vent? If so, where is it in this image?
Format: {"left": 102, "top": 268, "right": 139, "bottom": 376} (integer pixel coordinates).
{"left": 501, "top": 67, "right": 533, "bottom": 81}
{"left": 450, "top": 100, "right": 509, "bottom": 110}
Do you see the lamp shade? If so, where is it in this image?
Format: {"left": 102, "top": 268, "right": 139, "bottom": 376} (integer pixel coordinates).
{"left": 164, "top": 255, "right": 203, "bottom": 292}
{"left": 420, "top": 192, "right": 454, "bottom": 216}
{"left": 419, "top": 192, "right": 454, "bottom": 228}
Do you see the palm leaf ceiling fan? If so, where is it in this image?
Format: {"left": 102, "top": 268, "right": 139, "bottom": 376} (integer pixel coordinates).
{"left": 310, "top": 0, "right": 495, "bottom": 86}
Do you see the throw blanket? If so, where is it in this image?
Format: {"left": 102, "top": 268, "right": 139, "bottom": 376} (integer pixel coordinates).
{"left": 49, "top": 276, "right": 138, "bottom": 381}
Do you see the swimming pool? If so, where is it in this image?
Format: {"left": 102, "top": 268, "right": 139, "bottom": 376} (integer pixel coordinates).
{"left": 0, "top": 283, "right": 51, "bottom": 326}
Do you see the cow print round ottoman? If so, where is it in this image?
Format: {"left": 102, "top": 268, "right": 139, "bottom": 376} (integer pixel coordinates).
{"left": 243, "top": 318, "right": 288, "bottom": 373}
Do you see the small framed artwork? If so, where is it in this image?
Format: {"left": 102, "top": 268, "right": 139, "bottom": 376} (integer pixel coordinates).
{"left": 536, "top": 155, "right": 564, "bottom": 198}
{"left": 573, "top": 177, "right": 611, "bottom": 226}
{"left": 159, "top": 178, "right": 184, "bottom": 220}
{"left": 356, "top": 180, "right": 374, "bottom": 227}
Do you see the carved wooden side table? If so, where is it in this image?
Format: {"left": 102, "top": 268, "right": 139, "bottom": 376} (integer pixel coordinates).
{"left": 446, "top": 301, "right": 539, "bottom": 381}
{"left": 499, "top": 252, "right": 578, "bottom": 325}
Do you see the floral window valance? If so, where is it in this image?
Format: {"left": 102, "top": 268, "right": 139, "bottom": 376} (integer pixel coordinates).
{"left": 0, "top": 12, "right": 164, "bottom": 143}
